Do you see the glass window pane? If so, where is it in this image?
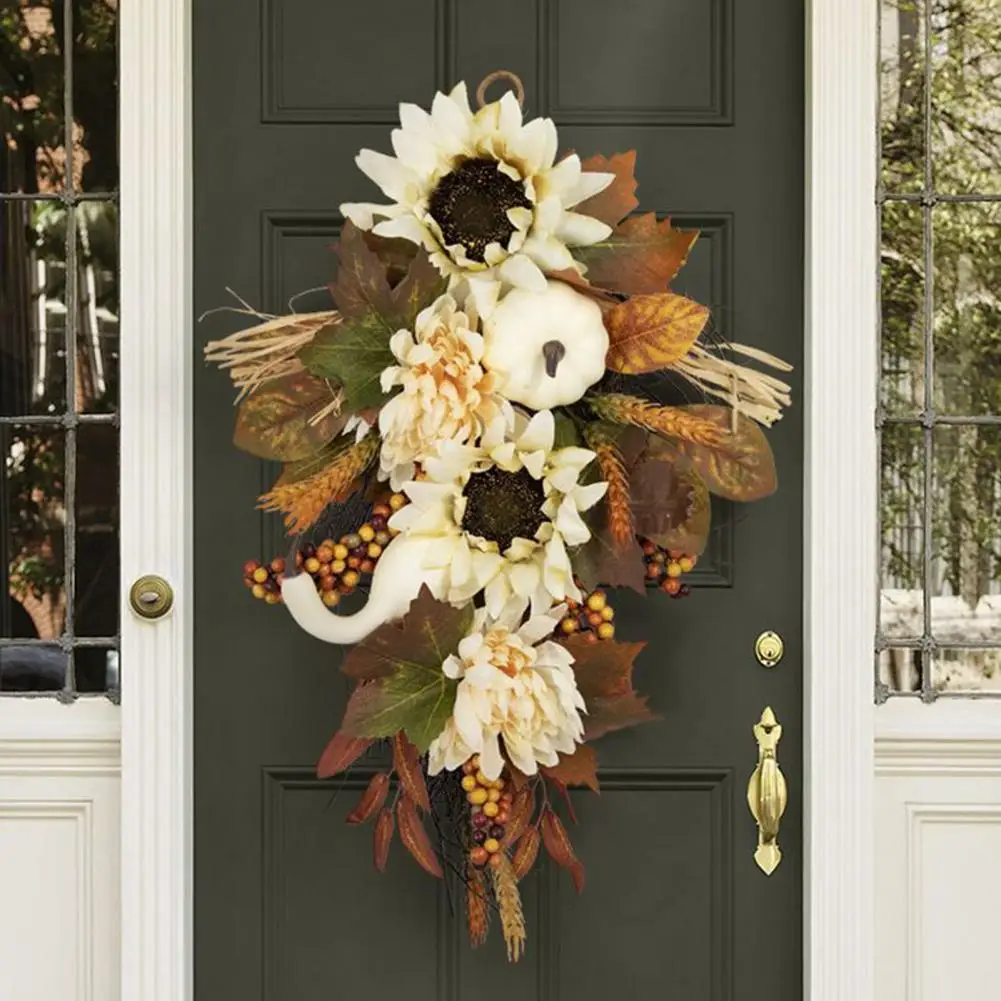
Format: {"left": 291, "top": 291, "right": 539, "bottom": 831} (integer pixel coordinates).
{"left": 934, "top": 649, "right": 1001, "bottom": 694}
{"left": 0, "top": 1, "right": 66, "bottom": 193}
{"left": 73, "top": 0, "right": 118, "bottom": 192}
{"left": 2, "top": 426, "right": 65, "bottom": 641}
{"left": 75, "top": 645, "right": 116, "bottom": 693}
{"left": 74, "top": 423, "right": 117, "bottom": 636}
{"left": 881, "top": 201, "right": 925, "bottom": 414}
{"left": 932, "top": 201, "right": 1001, "bottom": 416}
{"left": 930, "top": 0, "right": 1001, "bottom": 196}
{"left": 0, "top": 643, "right": 65, "bottom": 691}
{"left": 0, "top": 199, "right": 68, "bottom": 415}
{"left": 75, "top": 201, "right": 118, "bottom": 411}
{"left": 881, "top": 0, "right": 926, "bottom": 194}
{"left": 878, "top": 646, "right": 922, "bottom": 694}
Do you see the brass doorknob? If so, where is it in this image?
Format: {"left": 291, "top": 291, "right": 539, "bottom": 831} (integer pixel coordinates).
{"left": 747, "top": 707, "right": 788, "bottom": 875}
{"left": 129, "top": 575, "right": 174, "bottom": 620}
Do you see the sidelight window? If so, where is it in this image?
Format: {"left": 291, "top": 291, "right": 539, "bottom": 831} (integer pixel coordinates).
{"left": 878, "top": 0, "right": 1001, "bottom": 698}
{"left": 0, "top": 1, "right": 119, "bottom": 697}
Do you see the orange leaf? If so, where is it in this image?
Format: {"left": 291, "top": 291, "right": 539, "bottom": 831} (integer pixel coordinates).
{"left": 511, "top": 828, "right": 541, "bottom": 881}
{"left": 542, "top": 746, "right": 600, "bottom": 793}
{"left": 392, "top": 731, "right": 430, "bottom": 813}
{"left": 576, "top": 150, "right": 639, "bottom": 228}
{"left": 373, "top": 806, "right": 395, "bottom": 872}
{"left": 540, "top": 809, "right": 584, "bottom": 893}
{"left": 578, "top": 213, "right": 699, "bottom": 296}
{"left": 504, "top": 786, "right": 536, "bottom": 847}
{"left": 346, "top": 772, "right": 390, "bottom": 825}
{"left": 316, "top": 730, "right": 371, "bottom": 779}
{"left": 397, "top": 795, "right": 443, "bottom": 878}
{"left": 605, "top": 293, "right": 709, "bottom": 375}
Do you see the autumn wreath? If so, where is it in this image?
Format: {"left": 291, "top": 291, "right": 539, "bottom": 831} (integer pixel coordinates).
{"left": 205, "top": 71, "right": 791, "bottom": 961}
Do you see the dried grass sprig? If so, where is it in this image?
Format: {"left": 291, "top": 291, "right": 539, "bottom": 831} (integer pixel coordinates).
{"left": 204, "top": 308, "right": 340, "bottom": 401}
{"left": 585, "top": 428, "right": 634, "bottom": 547}
{"left": 258, "top": 434, "right": 378, "bottom": 533}
{"left": 466, "top": 863, "right": 491, "bottom": 948}
{"left": 490, "top": 854, "right": 527, "bottom": 962}
{"left": 589, "top": 393, "right": 725, "bottom": 449}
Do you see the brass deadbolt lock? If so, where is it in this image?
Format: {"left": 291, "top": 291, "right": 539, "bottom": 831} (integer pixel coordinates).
{"left": 129, "top": 575, "right": 174, "bottom": 620}
{"left": 754, "top": 630, "right": 784, "bottom": 668}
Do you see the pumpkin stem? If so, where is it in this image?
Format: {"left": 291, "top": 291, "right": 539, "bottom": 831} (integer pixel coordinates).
{"left": 542, "top": 340, "right": 566, "bottom": 378}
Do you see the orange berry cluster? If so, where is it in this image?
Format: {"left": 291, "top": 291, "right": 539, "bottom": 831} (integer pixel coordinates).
{"left": 242, "top": 493, "right": 408, "bottom": 606}
{"left": 462, "top": 756, "right": 512, "bottom": 869}
{"left": 559, "top": 589, "right": 616, "bottom": 643}
{"left": 641, "top": 538, "right": 697, "bottom": 598}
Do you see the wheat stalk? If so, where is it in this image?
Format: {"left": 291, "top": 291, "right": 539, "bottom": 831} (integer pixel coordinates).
{"left": 258, "top": 435, "right": 378, "bottom": 533}
{"left": 490, "top": 854, "right": 527, "bottom": 962}
{"left": 466, "top": 864, "right": 491, "bottom": 949}
{"left": 589, "top": 393, "right": 725, "bottom": 449}
{"left": 586, "top": 430, "right": 634, "bottom": 547}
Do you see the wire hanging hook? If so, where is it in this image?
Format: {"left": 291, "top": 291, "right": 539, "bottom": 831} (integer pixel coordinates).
{"left": 476, "top": 70, "right": 525, "bottom": 109}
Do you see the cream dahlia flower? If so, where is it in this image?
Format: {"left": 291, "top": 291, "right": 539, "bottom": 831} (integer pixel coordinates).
{"left": 340, "top": 83, "right": 615, "bottom": 317}
{"left": 427, "top": 603, "right": 586, "bottom": 779}
{"left": 387, "top": 410, "right": 608, "bottom": 617}
{"left": 378, "top": 294, "right": 512, "bottom": 490}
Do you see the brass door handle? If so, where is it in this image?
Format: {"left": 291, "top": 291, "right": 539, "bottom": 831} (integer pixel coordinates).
{"left": 746, "top": 707, "right": 788, "bottom": 875}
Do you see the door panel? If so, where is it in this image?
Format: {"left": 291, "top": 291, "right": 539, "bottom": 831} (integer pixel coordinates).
{"left": 193, "top": 1, "right": 803, "bottom": 997}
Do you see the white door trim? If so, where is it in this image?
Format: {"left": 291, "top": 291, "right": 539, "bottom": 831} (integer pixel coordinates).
{"left": 118, "top": 2, "right": 878, "bottom": 999}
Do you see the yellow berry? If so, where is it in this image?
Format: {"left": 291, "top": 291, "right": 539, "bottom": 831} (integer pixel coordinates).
{"left": 475, "top": 770, "right": 491, "bottom": 786}
{"left": 487, "top": 788, "right": 501, "bottom": 803}
{"left": 252, "top": 567, "right": 269, "bottom": 584}
{"left": 367, "top": 542, "right": 382, "bottom": 559}
{"left": 331, "top": 560, "right": 346, "bottom": 574}
{"left": 598, "top": 622, "right": 615, "bottom": 640}
{"left": 461, "top": 775, "right": 477, "bottom": 792}
{"left": 304, "top": 556, "right": 321, "bottom": 574}
{"left": 483, "top": 838, "right": 500, "bottom": 854}
{"left": 359, "top": 524, "right": 376, "bottom": 542}
{"left": 389, "top": 493, "right": 407, "bottom": 510}
{"left": 341, "top": 570, "right": 360, "bottom": 588}
{"left": 666, "top": 562, "right": 683, "bottom": 578}
{"left": 586, "top": 591, "right": 607, "bottom": 612}
{"left": 251, "top": 584, "right": 266, "bottom": 599}
{"left": 679, "top": 556, "right": 694, "bottom": 573}
{"left": 482, "top": 801, "right": 500, "bottom": 818}
{"left": 601, "top": 606, "right": 615, "bottom": 621}
{"left": 491, "top": 777, "right": 505, "bottom": 790}
{"left": 560, "top": 617, "right": 578, "bottom": 634}
{"left": 265, "top": 593, "right": 281, "bottom": 605}
{"left": 333, "top": 544, "right": 349, "bottom": 560}
{"left": 321, "top": 591, "right": 340, "bottom": 608}
{"left": 468, "top": 788, "right": 488, "bottom": 806}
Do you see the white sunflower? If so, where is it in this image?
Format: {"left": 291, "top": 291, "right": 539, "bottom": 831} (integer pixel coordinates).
{"left": 387, "top": 410, "right": 608, "bottom": 618}
{"left": 427, "top": 602, "right": 585, "bottom": 780}
{"left": 340, "top": 82, "right": 615, "bottom": 316}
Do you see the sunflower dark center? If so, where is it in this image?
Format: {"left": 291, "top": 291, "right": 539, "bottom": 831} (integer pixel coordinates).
{"left": 461, "top": 466, "right": 547, "bottom": 553}
{"left": 428, "top": 157, "right": 531, "bottom": 263}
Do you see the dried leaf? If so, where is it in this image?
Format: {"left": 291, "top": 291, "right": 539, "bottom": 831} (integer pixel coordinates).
{"left": 340, "top": 587, "right": 470, "bottom": 752}
{"left": 540, "top": 808, "right": 584, "bottom": 893}
{"left": 510, "top": 828, "right": 541, "bottom": 881}
{"left": 578, "top": 213, "right": 699, "bottom": 296}
{"left": 546, "top": 268, "right": 621, "bottom": 305}
{"left": 346, "top": 772, "right": 390, "bottom": 825}
{"left": 542, "top": 745, "right": 600, "bottom": 792}
{"left": 605, "top": 293, "right": 710, "bottom": 375}
{"left": 373, "top": 806, "right": 395, "bottom": 872}
{"left": 233, "top": 371, "right": 344, "bottom": 461}
{"left": 574, "top": 512, "right": 647, "bottom": 594}
{"left": 397, "top": 794, "right": 444, "bottom": 878}
{"left": 504, "top": 786, "right": 536, "bottom": 847}
{"left": 673, "top": 405, "right": 778, "bottom": 501}
{"left": 328, "top": 221, "right": 398, "bottom": 327}
{"left": 563, "top": 635, "right": 658, "bottom": 740}
{"left": 392, "top": 731, "right": 430, "bottom": 814}
{"left": 548, "top": 777, "right": 579, "bottom": 825}
{"left": 316, "top": 729, "right": 371, "bottom": 780}
{"left": 466, "top": 864, "right": 491, "bottom": 947}
{"left": 575, "top": 150, "right": 639, "bottom": 228}
{"left": 631, "top": 441, "right": 711, "bottom": 555}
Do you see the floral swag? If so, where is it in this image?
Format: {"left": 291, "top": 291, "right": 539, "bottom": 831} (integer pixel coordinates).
{"left": 205, "top": 72, "right": 792, "bottom": 962}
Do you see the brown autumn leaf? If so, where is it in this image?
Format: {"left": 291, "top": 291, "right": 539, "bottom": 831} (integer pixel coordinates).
{"left": 546, "top": 268, "right": 621, "bottom": 305}
{"left": 563, "top": 635, "right": 658, "bottom": 740}
{"left": 577, "top": 212, "right": 699, "bottom": 296}
{"left": 542, "top": 745, "right": 600, "bottom": 793}
{"left": 511, "top": 828, "right": 541, "bottom": 881}
{"left": 392, "top": 731, "right": 430, "bottom": 814}
{"left": 605, "top": 292, "right": 710, "bottom": 375}
{"left": 397, "top": 794, "right": 444, "bottom": 878}
{"left": 576, "top": 150, "right": 639, "bottom": 228}
{"left": 540, "top": 809, "right": 585, "bottom": 893}
{"left": 316, "top": 729, "right": 372, "bottom": 780}
{"left": 673, "top": 405, "right": 778, "bottom": 502}
{"left": 347, "top": 772, "right": 391, "bottom": 825}
{"left": 504, "top": 786, "right": 536, "bottom": 847}
{"left": 631, "top": 440, "right": 711, "bottom": 556}
{"left": 373, "top": 806, "right": 395, "bottom": 872}
{"left": 233, "top": 370, "right": 344, "bottom": 461}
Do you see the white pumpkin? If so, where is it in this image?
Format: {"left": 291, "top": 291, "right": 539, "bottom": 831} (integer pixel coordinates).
{"left": 481, "top": 280, "right": 608, "bottom": 410}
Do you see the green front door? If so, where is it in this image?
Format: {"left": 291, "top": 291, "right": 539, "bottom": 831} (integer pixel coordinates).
{"left": 193, "top": 1, "right": 804, "bottom": 996}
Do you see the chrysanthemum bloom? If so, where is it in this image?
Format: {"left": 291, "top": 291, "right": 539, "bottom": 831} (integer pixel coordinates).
{"left": 388, "top": 410, "right": 608, "bottom": 617}
{"left": 340, "top": 83, "right": 614, "bottom": 316}
{"left": 378, "top": 294, "right": 512, "bottom": 489}
{"left": 427, "top": 603, "right": 586, "bottom": 779}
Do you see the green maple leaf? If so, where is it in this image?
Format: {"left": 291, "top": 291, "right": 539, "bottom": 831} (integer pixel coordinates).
{"left": 339, "top": 587, "right": 473, "bottom": 753}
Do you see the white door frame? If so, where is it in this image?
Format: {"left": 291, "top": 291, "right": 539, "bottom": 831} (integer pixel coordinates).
{"left": 118, "top": 2, "right": 878, "bottom": 998}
